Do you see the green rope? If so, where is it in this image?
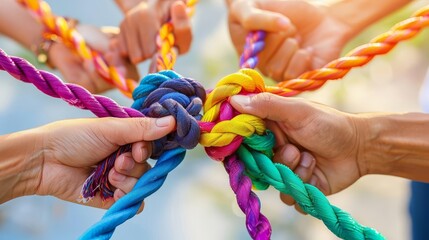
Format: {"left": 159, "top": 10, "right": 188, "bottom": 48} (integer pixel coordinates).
{"left": 239, "top": 132, "right": 384, "bottom": 240}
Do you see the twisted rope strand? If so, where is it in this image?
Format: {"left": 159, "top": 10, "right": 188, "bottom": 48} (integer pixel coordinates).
{"left": 5, "top": 3, "right": 427, "bottom": 240}
{"left": 240, "top": 31, "right": 266, "bottom": 69}
{"left": 18, "top": 0, "right": 137, "bottom": 97}
{"left": 153, "top": 0, "right": 273, "bottom": 237}
{"left": 0, "top": 48, "right": 197, "bottom": 239}
{"left": 81, "top": 71, "right": 205, "bottom": 238}
{"left": 224, "top": 155, "right": 271, "bottom": 239}
{"left": 80, "top": 147, "right": 187, "bottom": 239}
{"left": 200, "top": 99, "right": 273, "bottom": 238}
{"left": 200, "top": 69, "right": 384, "bottom": 239}
{"left": 238, "top": 6, "right": 429, "bottom": 97}
{"left": 237, "top": 144, "right": 383, "bottom": 240}
{"left": 276, "top": 5, "right": 429, "bottom": 94}
{"left": 0, "top": 48, "right": 141, "bottom": 118}
{"left": 154, "top": 0, "right": 198, "bottom": 72}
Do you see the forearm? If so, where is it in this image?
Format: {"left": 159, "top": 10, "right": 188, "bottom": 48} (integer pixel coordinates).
{"left": 327, "top": 0, "right": 412, "bottom": 39}
{"left": 0, "top": 0, "right": 44, "bottom": 50}
{"left": 0, "top": 129, "right": 43, "bottom": 203}
{"left": 114, "top": 0, "right": 145, "bottom": 13}
{"left": 360, "top": 112, "right": 429, "bottom": 182}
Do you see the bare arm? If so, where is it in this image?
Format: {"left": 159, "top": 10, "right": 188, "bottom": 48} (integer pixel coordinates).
{"left": 230, "top": 93, "right": 429, "bottom": 197}
{"left": 361, "top": 113, "right": 429, "bottom": 182}
{"left": 0, "top": 130, "right": 42, "bottom": 202}
{"left": 0, "top": 0, "right": 43, "bottom": 50}
{"left": 326, "top": 0, "right": 412, "bottom": 38}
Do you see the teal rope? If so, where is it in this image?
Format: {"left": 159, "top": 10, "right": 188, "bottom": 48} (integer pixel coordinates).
{"left": 238, "top": 132, "right": 384, "bottom": 240}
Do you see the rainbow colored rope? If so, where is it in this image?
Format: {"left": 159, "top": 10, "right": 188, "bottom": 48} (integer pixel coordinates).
{"left": 1, "top": 3, "right": 428, "bottom": 240}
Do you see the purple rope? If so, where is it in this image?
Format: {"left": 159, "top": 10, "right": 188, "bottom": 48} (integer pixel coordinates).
{"left": 212, "top": 101, "right": 272, "bottom": 238}
{"left": 239, "top": 31, "right": 266, "bottom": 69}
{"left": 219, "top": 30, "right": 271, "bottom": 239}
{"left": 0, "top": 49, "right": 142, "bottom": 118}
{"left": 0, "top": 46, "right": 271, "bottom": 239}
{"left": 224, "top": 154, "right": 271, "bottom": 239}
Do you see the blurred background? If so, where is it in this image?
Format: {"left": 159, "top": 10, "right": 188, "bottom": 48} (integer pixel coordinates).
{"left": 1, "top": 0, "right": 429, "bottom": 239}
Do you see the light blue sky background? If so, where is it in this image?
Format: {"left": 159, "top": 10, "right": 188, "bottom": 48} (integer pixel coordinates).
{"left": 1, "top": 0, "right": 429, "bottom": 239}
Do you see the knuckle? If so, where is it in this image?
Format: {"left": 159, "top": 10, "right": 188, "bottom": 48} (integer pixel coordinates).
{"left": 242, "top": 16, "right": 253, "bottom": 29}
{"left": 136, "top": 118, "right": 152, "bottom": 135}
{"left": 254, "top": 92, "right": 273, "bottom": 106}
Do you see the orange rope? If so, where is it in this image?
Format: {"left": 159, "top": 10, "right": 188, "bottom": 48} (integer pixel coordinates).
{"left": 154, "top": 0, "right": 198, "bottom": 72}
{"left": 18, "top": 0, "right": 137, "bottom": 98}
{"left": 268, "top": 5, "right": 429, "bottom": 97}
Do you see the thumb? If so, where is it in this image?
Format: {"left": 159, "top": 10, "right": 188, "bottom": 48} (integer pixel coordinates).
{"left": 231, "top": 0, "right": 295, "bottom": 33}
{"left": 230, "top": 93, "right": 310, "bottom": 122}
{"left": 102, "top": 116, "right": 176, "bottom": 145}
{"left": 171, "top": 1, "right": 192, "bottom": 54}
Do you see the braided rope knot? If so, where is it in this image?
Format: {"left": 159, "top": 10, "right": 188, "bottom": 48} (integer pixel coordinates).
{"left": 199, "top": 69, "right": 268, "bottom": 160}
{"left": 132, "top": 70, "right": 206, "bottom": 158}
{"left": 199, "top": 68, "right": 275, "bottom": 238}
{"left": 80, "top": 70, "right": 205, "bottom": 201}
{"left": 80, "top": 70, "right": 205, "bottom": 238}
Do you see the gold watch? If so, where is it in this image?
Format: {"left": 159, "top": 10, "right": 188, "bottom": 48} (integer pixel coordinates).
{"left": 32, "top": 33, "right": 58, "bottom": 68}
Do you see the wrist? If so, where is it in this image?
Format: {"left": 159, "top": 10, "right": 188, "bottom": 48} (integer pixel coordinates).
{"left": 358, "top": 113, "right": 429, "bottom": 181}
{"left": 0, "top": 129, "right": 44, "bottom": 203}
{"left": 31, "top": 18, "right": 78, "bottom": 68}
{"left": 326, "top": 0, "right": 412, "bottom": 41}
{"left": 354, "top": 113, "right": 385, "bottom": 177}
{"left": 31, "top": 33, "right": 59, "bottom": 68}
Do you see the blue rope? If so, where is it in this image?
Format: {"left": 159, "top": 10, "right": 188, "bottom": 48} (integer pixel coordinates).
{"left": 80, "top": 148, "right": 186, "bottom": 239}
{"left": 80, "top": 71, "right": 205, "bottom": 239}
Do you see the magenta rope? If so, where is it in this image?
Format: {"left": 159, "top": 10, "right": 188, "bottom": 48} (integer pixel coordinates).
{"left": 0, "top": 49, "right": 142, "bottom": 118}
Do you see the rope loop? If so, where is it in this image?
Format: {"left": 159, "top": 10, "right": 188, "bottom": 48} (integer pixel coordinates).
{"left": 200, "top": 69, "right": 267, "bottom": 160}
{"left": 81, "top": 70, "right": 205, "bottom": 199}
{"left": 133, "top": 70, "right": 206, "bottom": 157}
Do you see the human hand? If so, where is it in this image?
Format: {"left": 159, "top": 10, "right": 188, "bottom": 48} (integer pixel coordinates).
{"left": 118, "top": 0, "right": 192, "bottom": 64}
{"left": 49, "top": 25, "right": 139, "bottom": 94}
{"left": 1, "top": 116, "right": 175, "bottom": 209}
{"left": 230, "top": 93, "right": 368, "bottom": 206}
{"left": 228, "top": 0, "right": 353, "bottom": 81}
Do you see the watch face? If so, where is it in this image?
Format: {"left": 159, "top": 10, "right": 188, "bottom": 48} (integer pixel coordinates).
{"left": 37, "top": 53, "right": 48, "bottom": 64}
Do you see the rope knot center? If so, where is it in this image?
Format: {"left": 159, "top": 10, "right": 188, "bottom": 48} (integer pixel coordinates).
{"left": 133, "top": 70, "right": 206, "bottom": 158}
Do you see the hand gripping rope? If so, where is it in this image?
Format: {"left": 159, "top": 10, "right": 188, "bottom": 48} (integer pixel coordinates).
{"left": 1, "top": 2, "right": 428, "bottom": 240}
{"left": 17, "top": 0, "right": 197, "bottom": 97}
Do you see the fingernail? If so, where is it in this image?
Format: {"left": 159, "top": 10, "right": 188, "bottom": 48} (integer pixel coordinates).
{"left": 278, "top": 17, "right": 290, "bottom": 30}
{"left": 300, "top": 152, "right": 314, "bottom": 168}
{"left": 231, "top": 95, "right": 250, "bottom": 107}
{"left": 283, "top": 146, "right": 299, "bottom": 165}
{"left": 309, "top": 176, "right": 318, "bottom": 186}
{"left": 115, "top": 189, "right": 125, "bottom": 199}
{"left": 120, "top": 155, "right": 135, "bottom": 171}
{"left": 174, "top": 2, "right": 187, "bottom": 18}
{"left": 156, "top": 116, "right": 172, "bottom": 127}
{"left": 139, "top": 146, "right": 148, "bottom": 162}
{"left": 112, "top": 170, "right": 126, "bottom": 181}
